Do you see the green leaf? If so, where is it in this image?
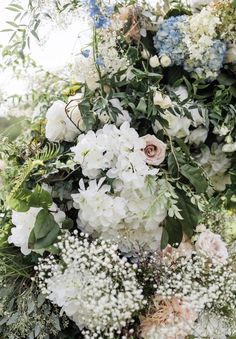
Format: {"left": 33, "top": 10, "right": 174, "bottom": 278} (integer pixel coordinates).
{"left": 165, "top": 217, "right": 183, "bottom": 246}
{"left": 29, "top": 185, "right": 53, "bottom": 209}
{"left": 62, "top": 218, "right": 74, "bottom": 230}
{"left": 34, "top": 209, "right": 57, "bottom": 239}
{"left": 127, "top": 46, "right": 138, "bottom": 62}
{"left": 136, "top": 98, "right": 147, "bottom": 113}
{"left": 31, "top": 30, "right": 40, "bottom": 40}
{"left": 161, "top": 228, "right": 169, "bottom": 250}
{"left": 180, "top": 164, "right": 208, "bottom": 194}
{"left": 6, "top": 21, "right": 18, "bottom": 27}
{"left": 7, "top": 197, "right": 29, "bottom": 212}
{"left": 176, "top": 190, "right": 200, "bottom": 238}
{"left": 217, "top": 72, "right": 236, "bottom": 86}
{"left": 28, "top": 209, "right": 60, "bottom": 250}
{"left": 6, "top": 188, "right": 31, "bottom": 212}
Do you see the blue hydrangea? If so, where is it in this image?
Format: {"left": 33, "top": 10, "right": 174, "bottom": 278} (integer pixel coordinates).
{"left": 184, "top": 40, "right": 227, "bottom": 80}
{"left": 153, "top": 16, "right": 188, "bottom": 66}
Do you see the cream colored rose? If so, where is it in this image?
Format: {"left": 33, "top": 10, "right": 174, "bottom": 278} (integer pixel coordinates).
{"left": 153, "top": 91, "right": 172, "bottom": 109}
{"left": 142, "top": 134, "right": 166, "bottom": 166}
{"left": 160, "top": 54, "right": 171, "bottom": 67}
{"left": 149, "top": 55, "right": 160, "bottom": 68}
{"left": 195, "top": 229, "right": 228, "bottom": 264}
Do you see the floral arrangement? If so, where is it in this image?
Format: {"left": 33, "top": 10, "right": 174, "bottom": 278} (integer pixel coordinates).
{"left": 0, "top": 0, "right": 236, "bottom": 338}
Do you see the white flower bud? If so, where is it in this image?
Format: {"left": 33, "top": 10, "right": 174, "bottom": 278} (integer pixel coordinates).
{"left": 149, "top": 55, "right": 160, "bottom": 68}
{"left": 160, "top": 54, "right": 171, "bottom": 67}
{"left": 225, "top": 44, "right": 236, "bottom": 64}
{"left": 153, "top": 91, "right": 172, "bottom": 108}
{"left": 141, "top": 49, "right": 150, "bottom": 60}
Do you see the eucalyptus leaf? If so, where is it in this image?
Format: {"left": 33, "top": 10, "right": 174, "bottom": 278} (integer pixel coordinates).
{"left": 28, "top": 209, "right": 60, "bottom": 249}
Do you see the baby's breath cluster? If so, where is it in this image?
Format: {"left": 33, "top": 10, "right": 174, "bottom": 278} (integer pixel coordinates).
{"left": 142, "top": 253, "right": 236, "bottom": 338}
{"left": 156, "top": 254, "right": 236, "bottom": 313}
{"left": 36, "top": 232, "right": 145, "bottom": 338}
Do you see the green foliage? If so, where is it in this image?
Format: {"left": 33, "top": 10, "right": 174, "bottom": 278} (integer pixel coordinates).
{"left": 6, "top": 143, "right": 60, "bottom": 205}
{"left": 28, "top": 209, "right": 60, "bottom": 250}
{"left": 180, "top": 164, "right": 208, "bottom": 194}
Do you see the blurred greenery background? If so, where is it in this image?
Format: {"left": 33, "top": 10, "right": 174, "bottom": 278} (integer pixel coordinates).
{"left": 0, "top": 116, "right": 26, "bottom": 140}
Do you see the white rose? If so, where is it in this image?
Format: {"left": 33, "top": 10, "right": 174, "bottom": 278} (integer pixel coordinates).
{"left": 46, "top": 100, "right": 83, "bottom": 142}
{"left": 149, "top": 55, "right": 160, "bottom": 68}
{"left": 162, "top": 111, "right": 191, "bottom": 138}
{"left": 188, "top": 126, "right": 208, "bottom": 146}
{"left": 225, "top": 44, "right": 236, "bottom": 64}
{"left": 160, "top": 54, "right": 171, "bottom": 67}
{"left": 153, "top": 91, "right": 172, "bottom": 109}
{"left": 222, "top": 143, "right": 236, "bottom": 153}
{"left": 195, "top": 229, "right": 228, "bottom": 264}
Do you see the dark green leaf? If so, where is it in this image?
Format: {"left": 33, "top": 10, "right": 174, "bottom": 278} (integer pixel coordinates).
{"left": 62, "top": 218, "right": 74, "bottom": 230}
{"left": 161, "top": 228, "right": 169, "bottom": 250}
{"left": 180, "top": 164, "right": 208, "bottom": 193}
{"left": 165, "top": 217, "right": 183, "bottom": 246}
{"left": 176, "top": 190, "right": 200, "bottom": 238}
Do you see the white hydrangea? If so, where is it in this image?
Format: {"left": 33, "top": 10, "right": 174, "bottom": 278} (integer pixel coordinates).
{"left": 182, "top": 7, "right": 220, "bottom": 59}
{"left": 45, "top": 100, "right": 82, "bottom": 142}
{"left": 71, "top": 176, "right": 181, "bottom": 251}
{"left": 99, "top": 29, "right": 129, "bottom": 76}
{"left": 71, "top": 122, "right": 158, "bottom": 188}
{"left": 36, "top": 233, "right": 144, "bottom": 338}
{"left": 8, "top": 203, "right": 65, "bottom": 255}
{"left": 72, "top": 178, "right": 127, "bottom": 234}
{"left": 74, "top": 52, "right": 100, "bottom": 91}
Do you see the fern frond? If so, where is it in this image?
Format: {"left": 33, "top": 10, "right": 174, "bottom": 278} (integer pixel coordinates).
{"left": 7, "top": 143, "right": 60, "bottom": 201}
{"left": 35, "top": 143, "right": 60, "bottom": 162}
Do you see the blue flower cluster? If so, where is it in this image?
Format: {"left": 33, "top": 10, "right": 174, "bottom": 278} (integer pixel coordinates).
{"left": 184, "top": 40, "right": 226, "bottom": 80}
{"left": 153, "top": 16, "right": 188, "bottom": 66}
{"left": 88, "top": 0, "right": 113, "bottom": 29}
{"left": 153, "top": 15, "right": 227, "bottom": 81}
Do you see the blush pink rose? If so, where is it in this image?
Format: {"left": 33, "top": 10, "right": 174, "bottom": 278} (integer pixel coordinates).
{"left": 142, "top": 134, "right": 166, "bottom": 166}
{"left": 195, "top": 229, "right": 228, "bottom": 264}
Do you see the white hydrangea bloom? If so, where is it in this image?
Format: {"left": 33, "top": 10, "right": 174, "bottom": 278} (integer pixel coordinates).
{"left": 72, "top": 177, "right": 170, "bottom": 251}
{"left": 45, "top": 100, "right": 82, "bottom": 142}
{"left": 72, "top": 178, "right": 127, "bottom": 233}
{"left": 71, "top": 122, "right": 158, "bottom": 188}
{"left": 8, "top": 203, "right": 65, "bottom": 255}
